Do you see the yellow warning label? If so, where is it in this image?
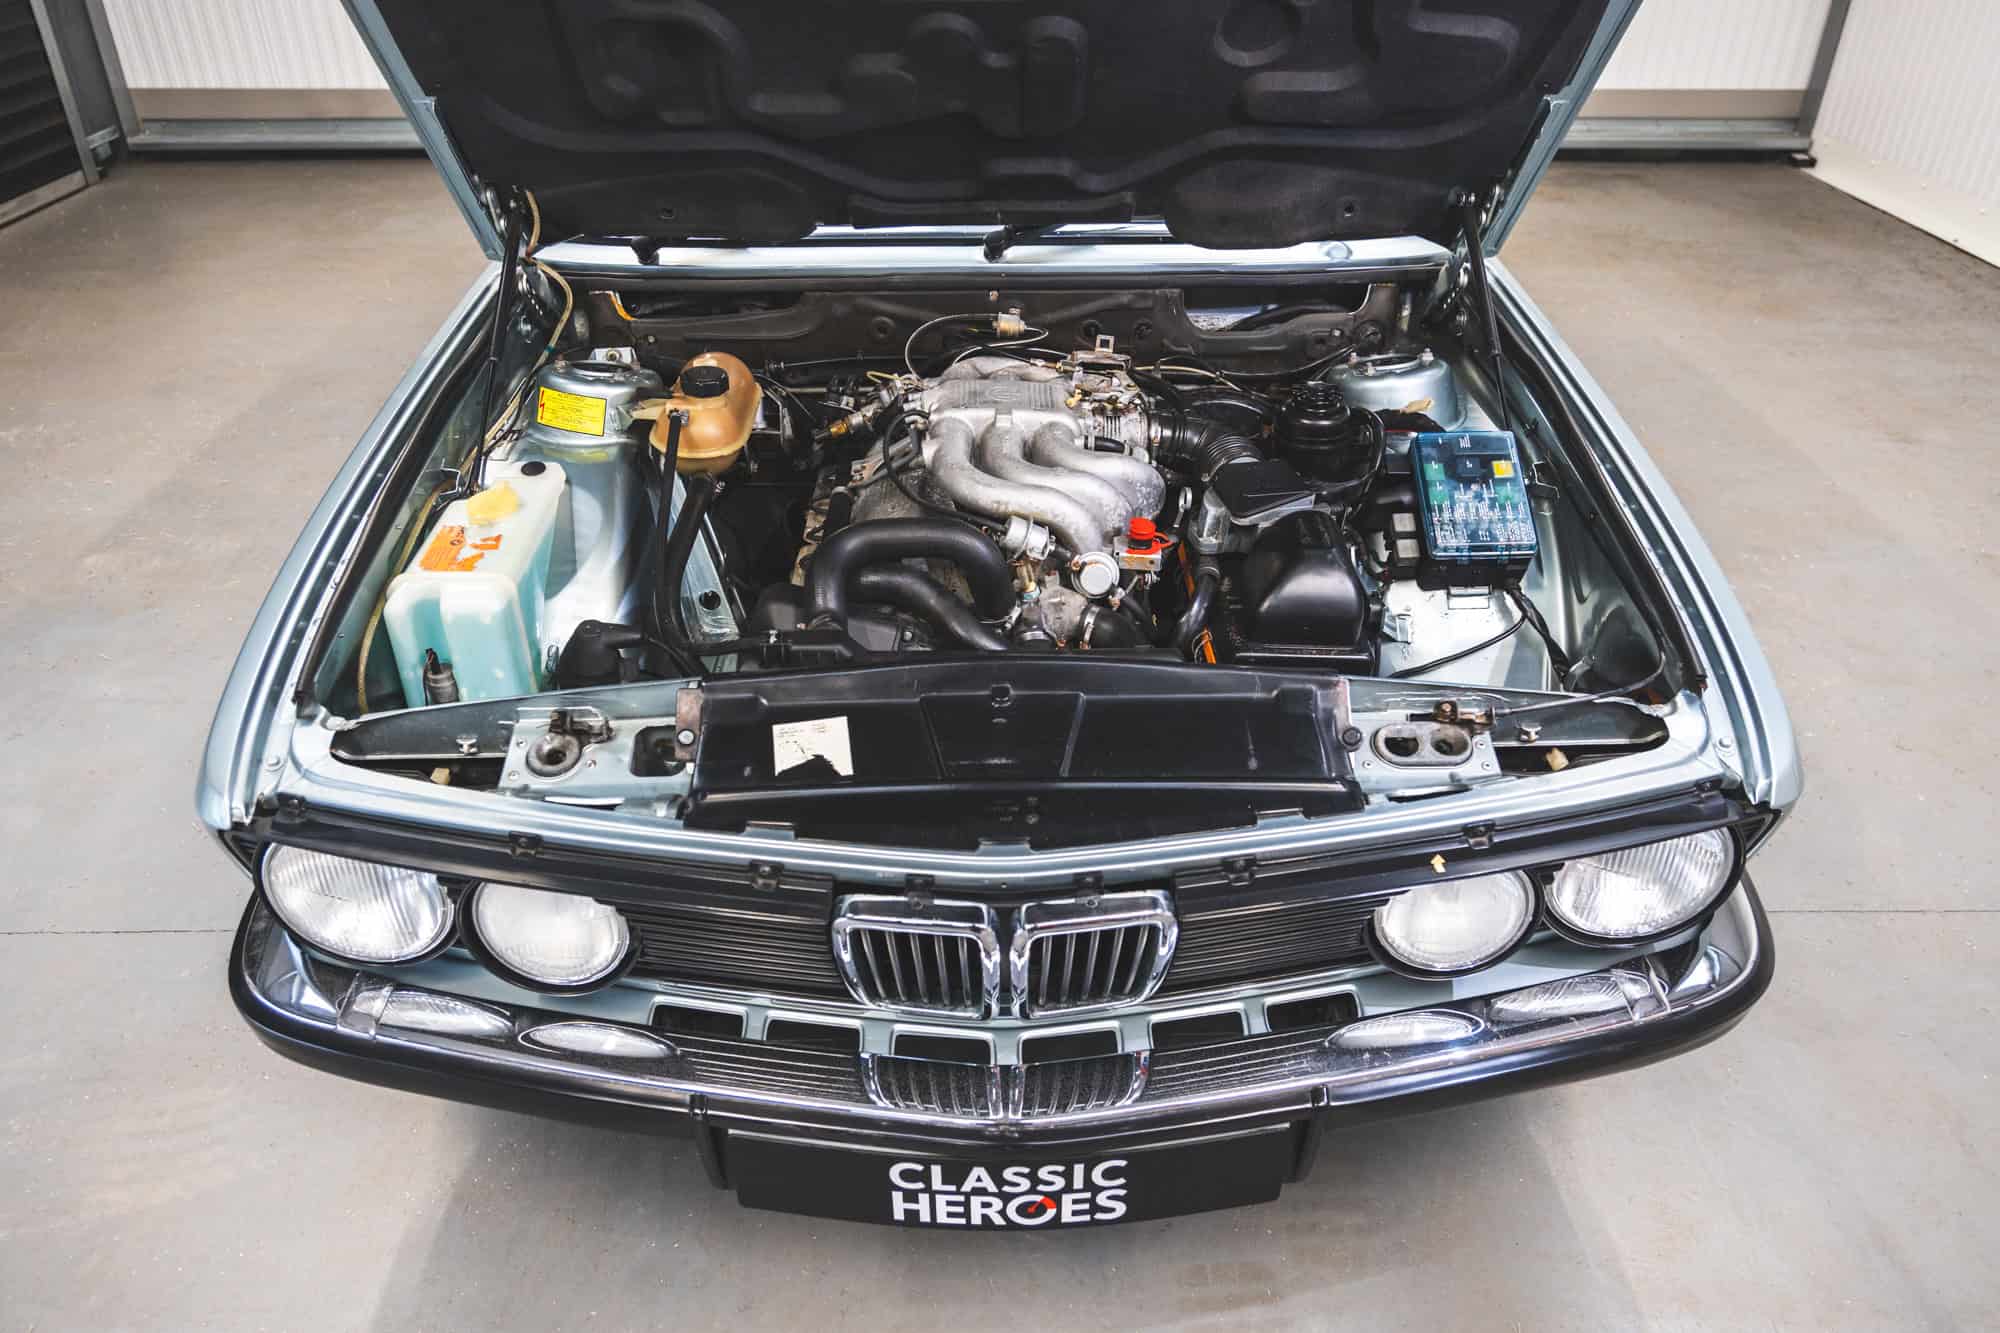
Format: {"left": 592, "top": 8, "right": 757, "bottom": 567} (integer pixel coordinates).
{"left": 1491, "top": 459, "right": 1514, "bottom": 477}
{"left": 535, "top": 386, "right": 607, "bottom": 436}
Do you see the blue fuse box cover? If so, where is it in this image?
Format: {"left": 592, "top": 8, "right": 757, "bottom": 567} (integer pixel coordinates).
{"left": 1410, "top": 431, "right": 1538, "bottom": 586}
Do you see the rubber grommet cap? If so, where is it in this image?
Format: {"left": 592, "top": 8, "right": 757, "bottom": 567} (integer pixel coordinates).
{"left": 679, "top": 364, "right": 731, "bottom": 399}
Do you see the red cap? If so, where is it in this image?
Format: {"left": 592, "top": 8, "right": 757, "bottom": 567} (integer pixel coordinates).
{"left": 1127, "top": 516, "right": 1157, "bottom": 546}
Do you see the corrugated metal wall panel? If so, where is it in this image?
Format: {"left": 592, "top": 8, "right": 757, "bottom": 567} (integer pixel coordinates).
{"left": 1598, "top": 0, "right": 1831, "bottom": 89}
{"left": 1818, "top": 0, "right": 2000, "bottom": 206}
{"left": 2, "top": 0, "right": 91, "bottom": 222}
{"left": 1810, "top": 0, "right": 2000, "bottom": 266}
{"left": 100, "top": 0, "right": 383, "bottom": 88}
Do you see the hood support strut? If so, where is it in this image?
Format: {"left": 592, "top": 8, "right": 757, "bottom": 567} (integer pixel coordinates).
{"left": 1452, "top": 190, "right": 1512, "bottom": 437}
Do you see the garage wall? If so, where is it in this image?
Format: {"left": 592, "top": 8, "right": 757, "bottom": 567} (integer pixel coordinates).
{"left": 1808, "top": 0, "right": 2000, "bottom": 267}
{"left": 1592, "top": 0, "right": 1831, "bottom": 118}
{"left": 100, "top": 0, "right": 393, "bottom": 119}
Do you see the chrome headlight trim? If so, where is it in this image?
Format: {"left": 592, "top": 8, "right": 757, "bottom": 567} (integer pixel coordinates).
{"left": 256, "top": 844, "right": 457, "bottom": 966}
{"left": 1363, "top": 870, "right": 1538, "bottom": 980}
{"left": 1543, "top": 827, "right": 1741, "bottom": 947}
{"left": 462, "top": 881, "right": 637, "bottom": 994}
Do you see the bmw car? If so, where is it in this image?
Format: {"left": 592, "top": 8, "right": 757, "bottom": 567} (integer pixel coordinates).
{"left": 204, "top": 0, "right": 1796, "bottom": 1228}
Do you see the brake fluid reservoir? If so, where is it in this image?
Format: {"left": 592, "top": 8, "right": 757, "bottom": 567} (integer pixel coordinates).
{"left": 383, "top": 461, "right": 567, "bottom": 706}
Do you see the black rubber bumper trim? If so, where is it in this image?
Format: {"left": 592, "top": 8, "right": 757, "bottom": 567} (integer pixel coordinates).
{"left": 227, "top": 903, "right": 696, "bottom": 1140}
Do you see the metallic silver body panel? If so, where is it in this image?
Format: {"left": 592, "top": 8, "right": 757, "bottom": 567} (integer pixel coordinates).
{"left": 195, "top": 268, "right": 497, "bottom": 831}
{"left": 1490, "top": 263, "right": 1802, "bottom": 811}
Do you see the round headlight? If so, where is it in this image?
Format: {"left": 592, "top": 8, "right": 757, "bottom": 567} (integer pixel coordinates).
{"left": 1371, "top": 871, "right": 1535, "bottom": 977}
{"left": 468, "top": 882, "right": 631, "bottom": 989}
{"left": 1546, "top": 828, "right": 1735, "bottom": 942}
{"left": 260, "top": 846, "right": 454, "bottom": 964}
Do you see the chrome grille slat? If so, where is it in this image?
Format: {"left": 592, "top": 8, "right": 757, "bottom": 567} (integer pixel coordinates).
{"left": 883, "top": 931, "right": 909, "bottom": 1003}
{"left": 1102, "top": 927, "right": 1128, "bottom": 1002}
{"left": 858, "top": 931, "right": 888, "bottom": 1002}
{"left": 1121, "top": 926, "right": 1150, "bottom": 993}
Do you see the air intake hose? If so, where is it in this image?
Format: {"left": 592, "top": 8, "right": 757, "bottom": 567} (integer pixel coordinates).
{"left": 806, "top": 518, "right": 1015, "bottom": 631}
{"left": 853, "top": 567, "right": 1010, "bottom": 652}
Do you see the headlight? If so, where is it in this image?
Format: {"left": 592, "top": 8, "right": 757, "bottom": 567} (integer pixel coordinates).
{"left": 260, "top": 846, "right": 454, "bottom": 964}
{"left": 1370, "top": 870, "right": 1535, "bottom": 977}
{"left": 1546, "top": 828, "right": 1735, "bottom": 942}
{"left": 467, "top": 882, "right": 631, "bottom": 989}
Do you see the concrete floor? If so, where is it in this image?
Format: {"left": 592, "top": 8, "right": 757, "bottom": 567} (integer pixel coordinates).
{"left": 1, "top": 158, "right": 1995, "bottom": 1330}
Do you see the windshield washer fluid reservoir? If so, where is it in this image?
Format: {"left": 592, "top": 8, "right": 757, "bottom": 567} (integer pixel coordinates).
{"left": 384, "top": 461, "right": 567, "bottom": 706}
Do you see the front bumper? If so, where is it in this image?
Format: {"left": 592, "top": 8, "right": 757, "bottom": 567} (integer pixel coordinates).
{"left": 231, "top": 877, "right": 1772, "bottom": 1177}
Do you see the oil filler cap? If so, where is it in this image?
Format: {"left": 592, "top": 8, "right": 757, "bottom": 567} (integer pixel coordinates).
{"left": 679, "top": 363, "right": 731, "bottom": 398}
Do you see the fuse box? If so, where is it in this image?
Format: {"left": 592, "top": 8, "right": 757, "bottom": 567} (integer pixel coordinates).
{"left": 1410, "top": 431, "right": 1538, "bottom": 588}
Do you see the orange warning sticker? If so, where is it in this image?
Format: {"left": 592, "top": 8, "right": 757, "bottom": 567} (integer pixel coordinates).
{"left": 417, "top": 524, "right": 503, "bottom": 572}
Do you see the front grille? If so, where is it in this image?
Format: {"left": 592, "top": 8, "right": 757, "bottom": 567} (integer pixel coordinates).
{"left": 1009, "top": 891, "right": 1177, "bottom": 1017}
{"left": 622, "top": 901, "right": 846, "bottom": 997}
{"left": 1161, "top": 892, "right": 1395, "bottom": 994}
{"left": 864, "top": 1053, "right": 1148, "bottom": 1119}
{"left": 618, "top": 886, "right": 1391, "bottom": 1011}
{"left": 831, "top": 897, "right": 999, "bottom": 1017}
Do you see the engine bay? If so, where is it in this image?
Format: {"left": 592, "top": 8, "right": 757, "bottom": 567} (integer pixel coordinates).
{"left": 359, "top": 284, "right": 1645, "bottom": 703}
{"left": 319, "top": 263, "right": 1684, "bottom": 829}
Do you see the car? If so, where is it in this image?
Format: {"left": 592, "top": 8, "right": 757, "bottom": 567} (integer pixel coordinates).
{"left": 202, "top": 0, "right": 1797, "bottom": 1229}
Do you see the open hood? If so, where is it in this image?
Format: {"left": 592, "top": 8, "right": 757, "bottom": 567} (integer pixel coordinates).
{"left": 351, "top": 0, "right": 1632, "bottom": 256}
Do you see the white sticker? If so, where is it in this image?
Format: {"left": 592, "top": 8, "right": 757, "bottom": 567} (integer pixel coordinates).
{"left": 771, "top": 716, "right": 854, "bottom": 778}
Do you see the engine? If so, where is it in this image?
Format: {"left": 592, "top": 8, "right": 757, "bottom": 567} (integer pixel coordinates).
{"left": 830, "top": 350, "right": 1161, "bottom": 649}
{"left": 748, "top": 330, "right": 1459, "bottom": 668}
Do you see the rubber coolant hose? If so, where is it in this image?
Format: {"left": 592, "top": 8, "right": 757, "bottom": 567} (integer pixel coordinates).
{"left": 652, "top": 471, "right": 717, "bottom": 675}
{"left": 1174, "top": 559, "right": 1222, "bottom": 659}
{"left": 853, "top": 567, "right": 1010, "bottom": 652}
{"left": 807, "top": 518, "right": 1014, "bottom": 627}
